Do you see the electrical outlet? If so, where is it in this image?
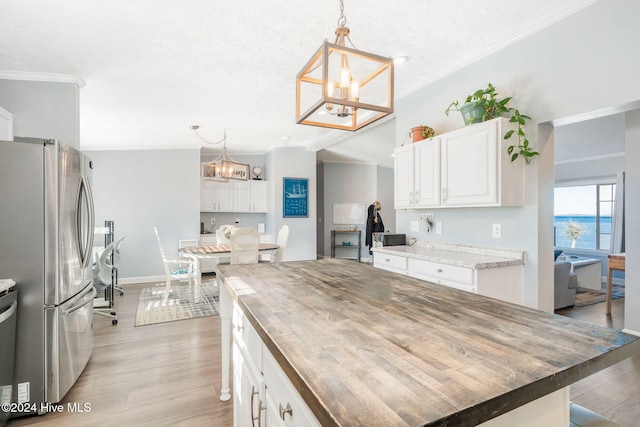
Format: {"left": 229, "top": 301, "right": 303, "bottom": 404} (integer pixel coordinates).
{"left": 492, "top": 223, "right": 502, "bottom": 238}
{"left": 435, "top": 222, "right": 442, "bottom": 234}
{"left": 410, "top": 220, "right": 419, "bottom": 232}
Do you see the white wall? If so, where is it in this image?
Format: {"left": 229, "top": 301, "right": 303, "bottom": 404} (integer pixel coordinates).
{"left": 391, "top": 0, "right": 640, "bottom": 312}
{"left": 86, "top": 149, "right": 200, "bottom": 281}
{"left": 266, "top": 147, "right": 317, "bottom": 261}
{"left": 0, "top": 79, "right": 79, "bottom": 147}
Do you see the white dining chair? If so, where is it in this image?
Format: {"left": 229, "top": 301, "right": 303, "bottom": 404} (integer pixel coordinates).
{"left": 178, "top": 238, "right": 199, "bottom": 268}
{"left": 154, "top": 226, "right": 196, "bottom": 302}
{"left": 230, "top": 228, "right": 259, "bottom": 264}
{"left": 271, "top": 225, "right": 289, "bottom": 263}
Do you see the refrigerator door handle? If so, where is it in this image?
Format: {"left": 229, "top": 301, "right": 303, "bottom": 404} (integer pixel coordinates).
{"left": 76, "top": 176, "right": 95, "bottom": 268}
{"left": 0, "top": 300, "right": 17, "bottom": 324}
{"left": 64, "top": 287, "right": 96, "bottom": 315}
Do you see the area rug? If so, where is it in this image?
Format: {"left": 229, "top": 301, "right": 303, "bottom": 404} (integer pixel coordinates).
{"left": 135, "top": 280, "right": 219, "bottom": 326}
{"left": 575, "top": 283, "right": 625, "bottom": 307}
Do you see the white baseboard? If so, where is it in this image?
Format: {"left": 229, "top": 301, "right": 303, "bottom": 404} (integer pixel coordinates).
{"left": 622, "top": 328, "right": 640, "bottom": 337}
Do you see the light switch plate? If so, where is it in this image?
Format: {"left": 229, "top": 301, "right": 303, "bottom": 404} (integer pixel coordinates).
{"left": 411, "top": 220, "right": 419, "bottom": 232}
{"left": 435, "top": 222, "right": 442, "bottom": 234}
{"left": 492, "top": 223, "right": 502, "bottom": 238}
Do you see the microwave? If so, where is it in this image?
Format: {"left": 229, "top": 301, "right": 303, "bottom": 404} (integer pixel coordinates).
{"left": 372, "top": 233, "right": 406, "bottom": 246}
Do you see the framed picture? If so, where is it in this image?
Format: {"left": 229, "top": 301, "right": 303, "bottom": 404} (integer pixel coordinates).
{"left": 283, "top": 177, "right": 308, "bottom": 218}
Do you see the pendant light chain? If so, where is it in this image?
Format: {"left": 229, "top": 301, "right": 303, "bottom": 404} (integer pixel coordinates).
{"left": 337, "top": 0, "right": 347, "bottom": 27}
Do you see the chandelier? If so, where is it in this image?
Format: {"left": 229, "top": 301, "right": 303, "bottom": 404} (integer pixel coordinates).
{"left": 296, "top": 0, "right": 394, "bottom": 131}
{"left": 191, "top": 126, "right": 249, "bottom": 182}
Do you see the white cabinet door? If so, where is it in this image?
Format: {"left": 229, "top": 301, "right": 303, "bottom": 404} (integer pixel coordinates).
{"left": 441, "top": 120, "right": 498, "bottom": 206}
{"left": 234, "top": 181, "right": 251, "bottom": 212}
{"left": 414, "top": 138, "right": 441, "bottom": 207}
{"left": 394, "top": 144, "right": 414, "bottom": 208}
{"left": 233, "top": 339, "right": 265, "bottom": 427}
{"left": 201, "top": 179, "right": 216, "bottom": 212}
{"left": 251, "top": 180, "right": 269, "bottom": 213}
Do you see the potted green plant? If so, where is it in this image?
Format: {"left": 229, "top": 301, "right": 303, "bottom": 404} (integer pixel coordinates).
{"left": 409, "top": 125, "right": 435, "bottom": 143}
{"left": 445, "top": 83, "right": 511, "bottom": 125}
{"left": 444, "top": 83, "right": 539, "bottom": 164}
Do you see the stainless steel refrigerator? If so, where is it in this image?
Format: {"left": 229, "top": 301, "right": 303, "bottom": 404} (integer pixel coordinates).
{"left": 0, "top": 137, "right": 95, "bottom": 416}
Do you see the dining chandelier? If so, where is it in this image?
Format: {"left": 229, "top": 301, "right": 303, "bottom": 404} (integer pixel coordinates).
{"left": 191, "top": 126, "right": 249, "bottom": 182}
{"left": 296, "top": 0, "right": 394, "bottom": 131}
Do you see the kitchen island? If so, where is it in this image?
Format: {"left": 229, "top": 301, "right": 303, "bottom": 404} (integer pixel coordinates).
{"left": 216, "top": 259, "right": 640, "bottom": 426}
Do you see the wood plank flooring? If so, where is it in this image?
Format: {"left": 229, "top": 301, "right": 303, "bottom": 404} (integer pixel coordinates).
{"left": 559, "top": 297, "right": 640, "bottom": 426}
{"left": 7, "top": 282, "right": 233, "bottom": 427}
{"left": 6, "top": 283, "right": 638, "bottom": 426}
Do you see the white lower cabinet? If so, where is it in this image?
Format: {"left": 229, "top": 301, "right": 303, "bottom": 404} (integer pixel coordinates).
{"left": 233, "top": 303, "right": 320, "bottom": 427}
{"left": 372, "top": 253, "right": 408, "bottom": 275}
{"left": 408, "top": 258, "right": 475, "bottom": 293}
{"left": 262, "top": 348, "right": 320, "bottom": 427}
{"left": 374, "top": 253, "right": 524, "bottom": 305}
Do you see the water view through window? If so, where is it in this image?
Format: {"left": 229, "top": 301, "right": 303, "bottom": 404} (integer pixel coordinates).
{"left": 554, "top": 184, "right": 615, "bottom": 250}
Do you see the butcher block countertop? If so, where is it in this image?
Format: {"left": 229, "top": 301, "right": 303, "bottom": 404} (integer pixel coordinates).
{"left": 217, "top": 259, "right": 640, "bottom": 427}
{"left": 372, "top": 241, "right": 525, "bottom": 269}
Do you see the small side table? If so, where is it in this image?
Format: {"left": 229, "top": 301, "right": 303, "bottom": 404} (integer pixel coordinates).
{"left": 606, "top": 253, "right": 625, "bottom": 315}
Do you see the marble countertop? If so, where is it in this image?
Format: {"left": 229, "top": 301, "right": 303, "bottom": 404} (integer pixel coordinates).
{"left": 218, "top": 259, "right": 640, "bottom": 427}
{"left": 372, "top": 241, "right": 525, "bottom": 269}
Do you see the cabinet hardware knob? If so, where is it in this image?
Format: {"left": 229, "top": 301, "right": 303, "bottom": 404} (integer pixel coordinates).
{"left": 236, "top": 324, "right": 245, "bottom": 332}
{"left": 279, "top": 402, "right": 293, "bottom": 420}
{"left": 437, "top": 268, "right": 443, "bottom": 273}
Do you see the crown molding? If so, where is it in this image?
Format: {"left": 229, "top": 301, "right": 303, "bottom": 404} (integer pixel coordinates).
{"left": 0, "top": 70, "right": 85, "bottom": 87}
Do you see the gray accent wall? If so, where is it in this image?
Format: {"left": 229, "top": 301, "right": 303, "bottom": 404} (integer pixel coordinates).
{"left": 0, "top": 79, "right": 79, "bottom": 147}
{"left": 319, "top": 162, "right": 395, "bottom": 261}
{"left": 86, "top": 149, "right": 200, "bottom": 280}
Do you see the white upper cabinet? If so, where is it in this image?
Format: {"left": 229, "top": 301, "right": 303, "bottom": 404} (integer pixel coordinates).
{"left": 394, "top": 137, "right": 440, "bottom": 209}
{"left": 394, "top": 118, "right": 523, "bottom": 209}
{"left": 0, "top": 106, "right": 14, "bottom": 141}
{"left": 201, "top": 179, "right": 270, "bottom": 213}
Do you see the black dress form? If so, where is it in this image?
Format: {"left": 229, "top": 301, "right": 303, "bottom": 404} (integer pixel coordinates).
{"left": 366, "top": 203, "right": 384, "bottom": 254}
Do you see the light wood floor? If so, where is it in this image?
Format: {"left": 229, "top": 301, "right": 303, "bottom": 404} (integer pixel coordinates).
{"left": 7, "top": 281, "right": 233, "bottom": 427}
{"left": 7, "top": 285, "right": 638, "bottom": 426}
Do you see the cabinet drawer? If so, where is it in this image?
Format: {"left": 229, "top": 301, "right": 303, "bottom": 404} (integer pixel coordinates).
{"left": 408, "top": 258, "right": 474, "bottom": 290}
{"left": 373, "top": 253, "right": 408, "bottom": 274}
{"left": 262, "top": 347, "right": 320, "bottom": 427}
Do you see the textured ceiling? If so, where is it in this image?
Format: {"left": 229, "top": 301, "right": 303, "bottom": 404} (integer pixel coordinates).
{"left": 0, "top": 0, "right": 595, "bottom": 167}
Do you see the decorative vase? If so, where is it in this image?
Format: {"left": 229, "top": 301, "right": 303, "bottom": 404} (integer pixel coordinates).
{"left": 460, "top": 102, "right": 486, "bottom": 125}
{"left": 410, "top": 126, "right": 435, "bottom": 143}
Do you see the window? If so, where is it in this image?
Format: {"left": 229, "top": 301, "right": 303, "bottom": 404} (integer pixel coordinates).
{"left": 554, "top": 183, "right": 615, "bottom": 251}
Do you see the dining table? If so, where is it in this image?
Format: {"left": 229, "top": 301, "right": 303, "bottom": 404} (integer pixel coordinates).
{"left": 179, "top": 242, "right": 280, "bottom": 287}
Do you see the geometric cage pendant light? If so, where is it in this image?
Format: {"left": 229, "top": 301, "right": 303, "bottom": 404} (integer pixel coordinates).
{"left": 191, "top": 126, "right": 249, "bottom": 182}
{"left": 296, "top": 0, "right": 394, "bottom": 131}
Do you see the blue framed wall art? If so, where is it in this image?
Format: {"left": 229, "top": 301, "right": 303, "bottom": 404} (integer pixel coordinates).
{"left": 283, "top": 177, "right": 308, "bottom": 218}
